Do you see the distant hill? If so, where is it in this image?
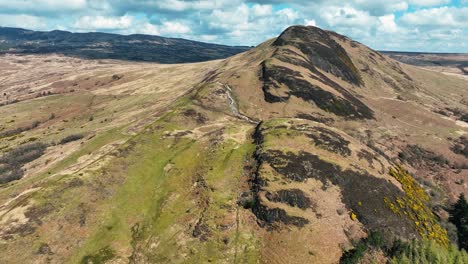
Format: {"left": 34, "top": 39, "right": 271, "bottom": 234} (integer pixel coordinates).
{"left": 0, "top": 27, "right": 250, "bottom": 63}
{"left": 381, "top": 51, "right": 468, "bottom": 75}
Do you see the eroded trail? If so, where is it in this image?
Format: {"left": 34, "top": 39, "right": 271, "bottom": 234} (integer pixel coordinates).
{"left": 220, "top": 82, "right": 259, "bottom": 124}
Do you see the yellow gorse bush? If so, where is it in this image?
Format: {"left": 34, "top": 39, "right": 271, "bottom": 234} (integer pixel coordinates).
{"left": 384, "top": 165, "right": 449, "bottom": 246}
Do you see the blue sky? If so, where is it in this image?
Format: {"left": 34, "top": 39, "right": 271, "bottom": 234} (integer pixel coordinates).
{"left": 0, "top": 0, "right": 466, "bottom": 52}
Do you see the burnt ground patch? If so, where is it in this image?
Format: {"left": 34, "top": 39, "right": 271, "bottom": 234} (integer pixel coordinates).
{"left": 295, "top": 113, "right": 334, "bottom": 125}
{"left": 252, "top": 204, "right": 309, "bottom": 228}
{"left": 259, "top": 149, "right": 416, "bottom": 238}
{"left": 249, "top": 123, "right": 309, "bottom": 228}
{"left": 304, "top": 127, "right": 351, "bottom": 157}
{"left": 265, "top": 189, "right": 313, "bottom": 210}
{"left": 260, "top": 62, "right": 373, "bottom": 119}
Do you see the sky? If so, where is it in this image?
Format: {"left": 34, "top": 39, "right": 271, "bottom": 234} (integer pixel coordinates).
{"left": 0, "top": 0, "right": 467, "bottom": 52}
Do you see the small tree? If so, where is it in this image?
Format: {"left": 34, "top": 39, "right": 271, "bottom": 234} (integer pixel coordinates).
{"left": 449, "top": 194, "right": 468, "bottom": 250}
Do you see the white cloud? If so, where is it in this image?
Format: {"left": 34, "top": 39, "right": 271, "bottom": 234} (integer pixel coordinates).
{"left": 379, "top": 14, "right": 398, "bottom": 33}
{"left": 159, "top": 21, "right": 191, "bottom": 35}
{"left": 276, "top": 8, "right": 300, "bottom": 22}
{"left": 156, "top": 0, "right": 191, "bottom": 12}
{"left": 353, "top": 0, "right": 408, "bottom": 15}
{"left": 252, "top": 4, "right": 273, "bottom": 17}
{"left": 320, "top": 6, "right": 377, "bottom": 28}
{"left": 209, "top": 4, "right": 250, "bottom": 31}
{"left": 0, "top": 0, "right": 87, "bottom": 15}
{"left": 408, "top": 0, "right": 451, "bottom": 6}
{"left": 400, "top": 7, "right": 468, "bottom": 27}
{"left": 0, "top": 14, "right": 48, "bottom": 30}
{"left": 74, "top": 15, "right": 133, "bottom": 31}
{"left": 304, "top": 19, "right": 317, "bottom": 27}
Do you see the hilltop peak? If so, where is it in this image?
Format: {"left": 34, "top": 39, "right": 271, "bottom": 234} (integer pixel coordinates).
{"left": 271, "top": 25, "right": 363, "bottom": 87}
{"left": 274, "top": 25, "right": 331, "bottom": 45}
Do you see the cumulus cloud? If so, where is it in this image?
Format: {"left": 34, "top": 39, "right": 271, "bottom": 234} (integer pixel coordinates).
{"left": 0, "top": 14, "right": 48, "bottom": 30}
{"left": 0, "top": 0, "right": 466, "bottom": 52}
{"left": 408, "top": 0, "right": 451, "bottom": 6}
{"left": 74, "top": 15, "right": 133, "bottom": 31}
{"left": 0, "top": 0, "right": 87, "bottom": 16}
{"left": 379, "top": 14, "right": 398, "bottom": 33}
{"left": 400, "top": 7, "right": 468, "bottom": 27}
{"left": 159, "top": 21, "right": 191, "bottom": 34}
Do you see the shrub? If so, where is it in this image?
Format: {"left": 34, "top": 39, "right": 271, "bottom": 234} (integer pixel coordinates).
{"left": 451, "top": 136, "right": 468, "bottom": 158}
{"left": 385, "top": 166, "right": 449, "bottom": 246}
{"left": 340, "top": 231, "right": 386, "bottom": 264}
{"left": 341, "top": 234, "right": 468, "bottom": 264}
{"left": 59, "top": 134, "right": 84, "bottom": 145}
{"left": 389, "top": 239, "right": 468, "bottom": 264}
{"left": 340, "top": 242, "right": 367, "bottom": 264}
{"left": 398, "top": 145, "right": 449, "bottom": 168}
{"left": 461, "top": 114, "right": 468, "bottom": 122}
{"left": 367, "top": 231, "right": 386, "bottom": 248}
{"left": 0, "top": 121, "right": 41, "bottom": 138}
{"left": 449, "top": 194, "right": 468, "bottom": 251}
{"left": 0, "top": 142, "right": 47, "bottom": 184}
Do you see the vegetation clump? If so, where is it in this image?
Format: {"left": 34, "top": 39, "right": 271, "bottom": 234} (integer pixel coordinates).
{"left": 389, "top": 239, "right": 468, "bottom": 264}
{"left": 451, "top": 136, "right": 468, "bottom": 158}
{"left": 385, "top": 165, "right": 449, "bottom": 246}
{"left": 398, "top": 145, "right": 448, "bottom": 168}
{"left": 449, "top": 194, "right": 468, "bottom": 251}
{"left": 341, "top": 232, "right": 468, "bottom": 264}
{"left": 81, "top": 246, "right": 115, "bottom": 264}
{"left": 461, "top": 113, "right": 468, "bottom": 123}
{"left": 59, "top": 134, "right": 84, "bottom": 145}
{"left": 0, "top": 142, "right": 47, "bottom": 184}
{"left": 340, "top": 231, "right": 385, "bottom": 264}
{"left": 0, "top": 120, "right": 40, "bottom": 139}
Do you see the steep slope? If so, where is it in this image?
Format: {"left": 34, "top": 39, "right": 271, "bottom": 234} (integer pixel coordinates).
{"left": 0, "top": 27, "right": 250, "bottom": 63}
{"left": 0, "top": 26, "right": 467, "bottom": 263}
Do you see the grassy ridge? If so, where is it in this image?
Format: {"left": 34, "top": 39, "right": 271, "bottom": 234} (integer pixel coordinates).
{"left": 70, "top": 112, "right": 259, "bottom": 262}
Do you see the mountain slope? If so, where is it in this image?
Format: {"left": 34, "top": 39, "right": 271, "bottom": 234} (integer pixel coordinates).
{"left": 0, "top": 27, "right": 250, "bottom": 63}
{"left": 0, "top": 26, "right": 467, "bottom": 263}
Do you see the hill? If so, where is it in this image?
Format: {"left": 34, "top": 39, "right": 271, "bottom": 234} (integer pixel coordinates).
{"left": 381, "top": 51, "right": 468, "bottom": 79}
{"left": 0, "top": 26, "right": 467, "bottom": 263}
{"left": 0, "top": 27, "right": 250, "bottom": 63}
